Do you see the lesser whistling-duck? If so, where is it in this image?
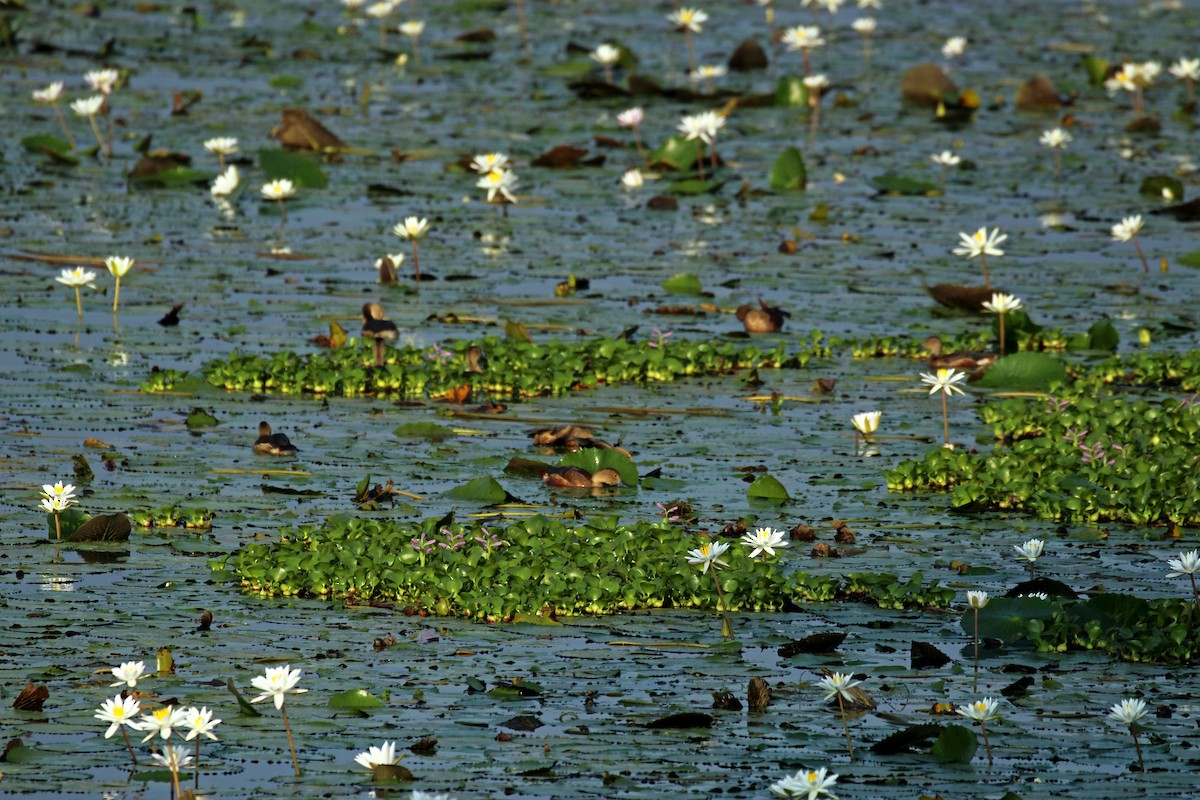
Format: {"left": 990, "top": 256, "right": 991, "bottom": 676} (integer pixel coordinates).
{"left": 253, "top": 421, "right": 299, "bottom": 456}
{"left": 361, "top": 302, "right": 399, "bottom": 367}
{"left": 541, "top": 466, "right": 623, "bottom": 489}
{"left": 736, "top": 301, "right": 790, "bottom": 333}
{"left": 922, "top": 335, "right": 996, "bottom": 372}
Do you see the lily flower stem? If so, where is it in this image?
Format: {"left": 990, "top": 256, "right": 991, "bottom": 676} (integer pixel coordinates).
{"left": 281, "top": 703, "right": 301, "bottom": 776}
{"left": 998, "top": 312, "right": 1006, "bottom": 357}
{"left": 695, "top": 141, "right": 706, "bottom": 180}
{"left": 194, "top": 738, "right": 202, "bottom": 789}
{"left": 632, "top": 127, "right": 645, "bottom": 161}
{"left": 52, "top": 102, "right": 77, "bottom": 150}
{"left": 941, "top": 392, "right": 951, "bottom": 447}
{"left": 1131, "top": 234, "right": 1150, "bottom": 272}
{"left": 378, "top": 18, "right": 387, "bottom": 49}
{"left": 802, "top": 49, "right": 811, "bottom": 76}
{"left": 112, "top": 277, "right": 122, "bottom": 314}
{"left": 104, "top": 112, "right": 113, "bottom": 156}
{"left": 120, "top": 726, "right": 138, "bottom": 766}
{"left": 684, "top": 30, "right": 696, "bottom": 76}
{"left": 1053, "top": 151, "right": 1062, "bottom": 188}
{"left": 218, "top": 153, "right": 227, "bottom": 171}
{"left": 708, "top": 563, "right": 734, "bottom": 641}
{"left": 979, "top": 253, "right": 991, "bottom": 288}
{"left": 1130, "top": 727, "right": 1144, "bottom": 770}
{"left": 972, "top": 607, "right": 980, "bottom": 691}
{"left": 74, "top": 287, "right": 84, "bottom": 324}
{"left": 87, "top": 113, "right": 109, "bottom": 159}
{"left": 709, "top": 141, "right": 718, "bottom": 172}
{"left": 837, "top": 694, "right": 854, "bottom": 760}
{"left": 516, "top": 0, "right": 530, "bottom": 57}
{"left": 603, "top": 64, "right": 613, "bottom": 86}
{"left": 1190, "top": 573, "right": 1199, "bottom": 611}
{"left": 1028, "top": 561, "right": 1035, "bottom": 580}
{"left": 277, "top": 199, "right": 288, "bottom": 225}
{"left": 939, "top": 165, "right": 947, "bottom": 192}
{"left": 409, "top": 240, "right": 421, "bottom": 285}
{"left": 53, "top": 511, "right": 62, "bottom": 541}
{"left": 980, "top": 721, "right": 993, "bottom": 765}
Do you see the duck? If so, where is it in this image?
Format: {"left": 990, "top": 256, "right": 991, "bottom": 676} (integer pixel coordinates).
{"left": 253, "top": 422, "right": 299, "bottom": 456}
{"left": 922, "top": 335, "right": 996, "bottom": 372}
{"left": 736, "top": 301, "right": 790, "bottom": 333}
{"left": 530, "top": 424, "right": 632, "bottom": 459}
{"left": 361, "top": 302, "right": 399, "bottom": 367}
{"left": 541, "top": 466, "right": 622, "bottom": 489}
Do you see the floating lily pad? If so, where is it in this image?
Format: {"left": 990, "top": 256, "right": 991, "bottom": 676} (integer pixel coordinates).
{"left": 975, "top": 352, "right": 1068, "bottom": 390}
{"left": 328, "top": 688, "right": 386, "bottom": 710}
{"left": 445, "top": 476, "right": 509, "bottom": 504}
{"left": 557, "top": 448, "right": 638, "bottom": 486}
{"left": 662, "top": 273, "right": 703, "bottom": 295}
{"left": 746, "top": 473, "right": 790, "bottom": 503}
{"left": 769, "top": 146, "right": 807, "bottom": 191}
{"left": 259, "top": 148, "right": 328, "bottom": 189}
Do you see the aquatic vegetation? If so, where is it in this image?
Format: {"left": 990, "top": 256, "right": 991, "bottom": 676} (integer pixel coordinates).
{"left": 951, "top": 227, "right": 1006, "bottom": 289}
{"left": 220, "top": 515, "right": 955, "bottom": 619}
{"left": 250, "top": 664, "right": 306, "bottom": 776}
{"left": 818, "top": 672, "right": 862, "bottom": 760}
{"left": 1107, "top": 697, "right": 1148, "bottom": 770}
{"left": 1111, "top": 214, "right": 1151, "bottom": 272}
{"left": 919, "top": 368, "right": 967, "bottom": 448}
{"left": 955, "top": 697, "right": 1000, "bottom": 765}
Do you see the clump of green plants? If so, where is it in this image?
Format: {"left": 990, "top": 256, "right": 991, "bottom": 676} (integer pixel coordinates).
{"left": 128, "top": 505, "right": 214, "bottom": 530}
{"left": 149, "top": 334, "right": 831, "bottom": 400}
{"left": 216, "top": 515, "right": 953, "bottom": 620}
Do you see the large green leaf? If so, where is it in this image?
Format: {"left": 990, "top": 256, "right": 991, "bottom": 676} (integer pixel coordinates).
{"left": 557, "top": 449, "right": 638, "bottom": 486}
{"left": 774, "top": 76, "right": 809, "bottom": 107}
{"left": 21, "top": 134, "right": 79, "bottom": 164}
{"left": 963, "top": 597, "right": 1058, "bottom": 644}
{"left": 47, "top": 507, "right": 90, "bottom": 539}
{"left": 769, "top": 146, "right": 807, "bottom": 191}
{"left": 1081, "top": 54, "right": 1110, "bottom": 86}
{"left": 327, "top": 688, "right": 386, "bottom": 709}
{"left": 393, "top": 421, "right": 454, "bottom": 441}
{"left": 870, "top": 173, "right": 939, "bottom": 195}
{"left": 1179, "top": 252, "right": 1200, "bottom": 269}
{"left": 746, "top": 474, "right": 790, "bottom": 502}
{"left": 975, "top": 352, "right": 1068, "bottom": 390}
{"left": 259, "top": 148, "right": 328, "bottom": 189}
{"left": 446, "top": 476, "right": 509, "bottom": 504}
{"left": 931, "top": 724, "right": 979, "bottom": 764}
{"left": 1139, "top": 175, "right": 1184, "bottom": 201}
{"left": 662, "top": 273, "right": 703, "bottom": 295}
{"left": 648, "top": 135, "right": 699, "bottom": 171}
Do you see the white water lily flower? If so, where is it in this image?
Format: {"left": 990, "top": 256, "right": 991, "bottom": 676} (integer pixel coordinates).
{"left": 931, "top": 150, "right": 960, "bottom": 166}
{"left": 400, "top": 20, "right": 425, "bottom": 38}
{"left": 1166, "top": 549, "right": 1199, "bottom": 576}
{"left": 741, "top": 527, "right": 789, "bottom": 559}
{"left": 691, "top": 65, "right": 727, "bottom": 82}
{"left": 393, "top": 216, "right": 430, "bottom": 240}
{"left": 1039, "top": 128, "right": 1072, "bottom": 149}
{"left": 782, "top": 26, "right": 824, "bottom": 51}
{"left": 109, "top": 659, "right": 145, "bottom": 688}
{"left": 953, "top": 227, "right": 1007, "bottom": 259}
{"left": 105, "top": 256, "right": 134, "bottom": 278}
{"left": 182, "top": 706, "right": 222, "bottom": 741}
{"left": 817, "top": 672, "right": 861, "bottom": 702}
{"left": 685, "top": 540, "right": 730, "bottom": 570}
{"left": 851, "top": 411, "right": 881, "bottom": 435}
{"left": 211, "top": 165, "right": 240, "bottom": 197}
{"left": 477, "top": 169, "right": 519, "bottom": 203}
{"left": 1111, "top": 215, "right": 1143, "bottom": 242}
{"left": 668, "top": 7, "right": 708, "bottom": 33}
{"left": 982, "top": 293, "right": 1022, "bottom": 314}
{"left": 590, "top": 44, "right": 621, "bottom": 66}
{"left": 966, "top": 590, "right": 989, "bottom": 609}
{"left": 1169, "top": 57, "right": 1200, "bottom": 82}
{"left": 354, "top": 740, "right": 399, "bottom": 770}
{"left": 150, "top": 744, "right": 194, "bottom": 771}
{"left": 70, "top": 95, "right": 105, "bottom": 117}
{"left": 137, "top": 705, "right": 190, "bottom": 742}
{"left": 852, "top": 17, "right": 876, "bottom": 35}
{"left": 32, "top": 82, "right": 64, "bottom": 103}
{"left": 203, "top": 137, "right": 239, "bottom": 156}
{"left": 261, "top": 179, "right": 297, "bottom": 201}
{"left": 921, "top": 368, "right": 968, "bottom": 396}
{"left": 1012, "top": 538, "right": 1045, "bottom": 563}
{"left": 769, "top": 766, "right": 839, "bottom": 799}
{"left": 95, "top": 694, "right": 140, "bottom": 738}
{"left": 470, "top": 152, "right": 509, "bottom": 173}
{"left": 621, "top": 169, "right": 644, "bottom": 189}
{"left": 942, "top": 36, "right": 967, "bottom": 59}
{"left": 957, "top": 697, "right": 1000, "bottom": 722}
{"left": 84, "top": 68, "right": 120, "bottom": 95}
{"left": 250, "top": 664, "right": 308, "bottom": 709}
{"left": 1108, "top": 698, "right": 1148, "bottom": 725}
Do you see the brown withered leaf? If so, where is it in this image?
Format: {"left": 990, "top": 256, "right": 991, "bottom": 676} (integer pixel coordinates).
{"left": 900, "top": 63, "right": 958, "bottom": 107}
{"left": 84, "top": 437, "right": 114, "bottom": 448}
{"left": 1015, "top": 74, "right": 1063, "bottom": 110}
{"left": 645, "top": 712, "right": 714, "bottom": 729}
{"left": 197, "top": 610, "right": 213, "bottom": 632}
{"left": 13, "top": 682, "right": 49, "bottom": 711}
{"left": 531, "top": 144, "right": 589, "bottom": 168}
{"left": 748, "top": 677, "right": 771, "bottom": 712}
{"left": 833, "top": 522, "right": 856, "bottom": 544}
{"left": 69, "top": 513, "right": 131, "bottom": 542}
{"left": 727, "top": 38, "right": 767, "bottom": 71}
{"left": 810, "top": 542, "right": 835, "bottom": 558}
{"left": 455, "top": 28, "right": 496, "bottom": 43}
{"left": 646, "top": 195, "right": 678, "bottom": 211}
{"left": 910, "top": 641, "right": 952, "bottom": 669}
{"left": 924, "top": 283, "right": 997, "bottom": 312}
{"left": 712, "top": 690, "right": 742, "bottom": 711}
{"left": 271, "top": 108, "right": 347, "bottom": 151}
{"left": 790, "top": 523, "right": 816, "bottom": 541}
{"left": 129, "top": 151, "right": 191, "bottom": 180}
{"left": 170, "top": 90, "right": 202, "bottom": 115}
{"left": 778, "top": 631, "right": 847, "bottom": 657}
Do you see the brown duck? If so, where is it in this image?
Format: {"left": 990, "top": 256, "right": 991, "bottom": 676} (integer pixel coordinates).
{"left": 736, "top": 301, "right": 790, "bottom": 333}
{"left": 361, "top": 302, "right": 399, "bottom": 367}
{"left": 541, "top": 466, "right": 622, "bottom": 489}
{"left": 530, "top": 424, "right": 632, "bottom": 459}
{"left": 253, "top": 422, "right": 299, "bottom": 456}
{"left": 923, "top": 336, "right": 996, "bottom": 372}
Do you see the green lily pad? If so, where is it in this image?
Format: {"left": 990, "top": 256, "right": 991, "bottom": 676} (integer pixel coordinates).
{"left": 870, "top": 173, "right": 940, "bottom": 196}
{"left": 394, "top": 421, "right": 455, "bottom": 441}
{"left": 21, "top": 134, "right": 79, "bottom": 164}
{"left": 975, "top": 352, "right": 1068, "bottom": 391}
{"left": 774, "top": 76, "right": 809, "bottom": 107}
{"left": 328, "top": 688, "right": 386, "bottom": 709}
{"left": 186, "top": 408, "right": 220, "bottom": 430}
{"left": 769, "top": 146, "right": 807, "bottom": 191}
{"left": 1140, "top": 175, "right": 1184, "bottom": 201}
{"left": 557, "top": 448, "right": 638, "bottom": 486}
{"left": 746, "top": 473, "right": 790, "bottom": 502}
{"left": 446, "top": 476, "right": 509, "bottom": 504}
{"left": 662, "top": 273, "right": 703, "bottom": 295}
{"left": 649, "top": 135, "right": 699, "bottom": 171}
{"left": 964, "top": 597, "right": 1059, "bottom": 644}
{"left": 259, "top": 148, "right": 328, "bottom": 189}
{"left": 931, "top": 723, "right": 978, "bottom": 764}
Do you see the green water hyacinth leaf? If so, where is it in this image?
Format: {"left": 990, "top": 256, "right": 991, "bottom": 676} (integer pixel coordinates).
{"left": 259, "top": 148, "right": 328, "bottom": 189}
{"left": 557, "top": 448, "right": 638, "bottom": 486}
{"left": 328, "top": 688, "right": 386, "bottom": 709}
{"left": 446, "top": 475, "right": 509, "bottom": 503}
{"left": 975, "top": 351, "right": 1068, "bottom": 390}
{"left": 774, "top": 76, "right": 809, "bottom": 107}
{"left": 931, "top": 724, "right": 978, "bottom": 764}
{"left": 649, "top": 135, "right": 698, "bottom": 171}
{"left": 769, "top": 146, "right": 807, "bottom": 191}
{"left": 870, "top": 173, "right": 940, "bottom": 196}
{"left": 746, "top": 473, "right": 790, "bottom": 502}
{"left": 1140, "top": 175, "right": 1184, "bottom": 200}
{"left": 1086, "top": 319, "right": 1120, "bottom": 351}
{"left": 662, "top": 273, "right": 703, "bottom": 295}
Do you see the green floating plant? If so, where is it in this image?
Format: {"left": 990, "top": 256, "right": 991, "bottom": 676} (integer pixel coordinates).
{"left": 146, "top": 334, "right": 831, "bottom": 401}
{"left": 216, "top": 515, "right": 953, "bottom": 620}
